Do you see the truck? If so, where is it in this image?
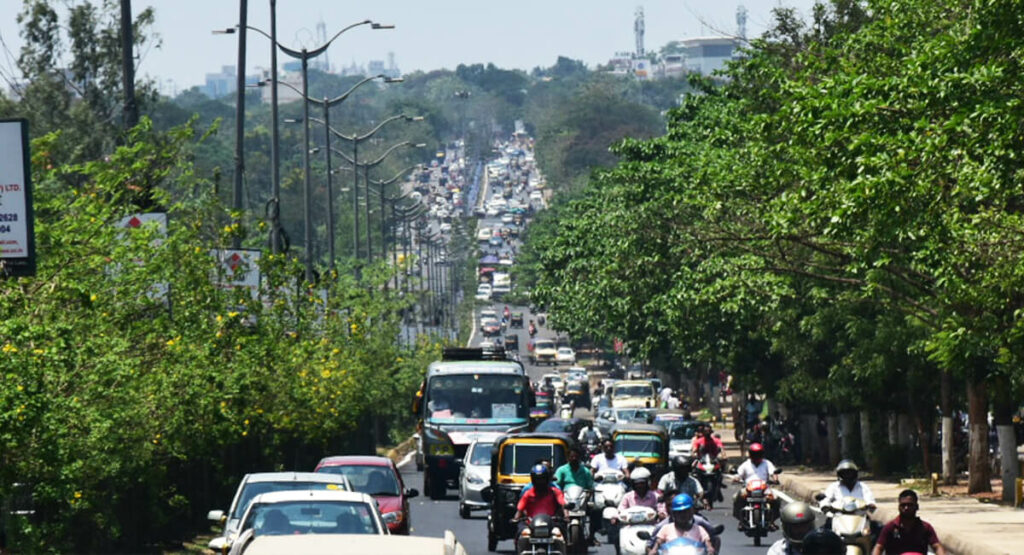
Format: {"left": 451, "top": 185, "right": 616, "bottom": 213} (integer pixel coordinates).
{"left": 412, "top": 348, "right": 533, "bottom": 499}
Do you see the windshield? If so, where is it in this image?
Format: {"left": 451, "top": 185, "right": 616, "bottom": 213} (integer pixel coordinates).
{"left": 615, "top": 434, "right": 663, "bottom": 458}
{"left": 535, "top": 341, "right": 555, "bottom": 350}
{"left": 535, "top": 419, "right": 574, "bottom": 434}
{"left": 469, "top": 443, "right": 494, "bottom": 466}
{"left": 242, "top": 500, "right": 380, "bottom": 536}
{"left": 613, "top": 385, "right": 652, "bottom": 398}
{"left": 499, "top": 443, "right": 567, "bottom": 475}
{"left": 316, "top": 465, "right": 400, "bottom": 496}
{"left": 668, "top": 422, "right": 701, "bottom": 440}
{"left": 426, "top": 374, "right": 529, "bottom": 421}
{"left": 232, "top": 481, "right": 346, "bottom": 519}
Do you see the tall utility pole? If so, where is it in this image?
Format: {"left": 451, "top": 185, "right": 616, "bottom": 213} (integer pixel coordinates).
{"left": 269, "top": 0, "right": 282, "bottom": 253}
{"left": 119, "top": 0, "right": 138, "bottom": 130}
{"left": 232, "top": 0, "right": 248, "bottom": 249}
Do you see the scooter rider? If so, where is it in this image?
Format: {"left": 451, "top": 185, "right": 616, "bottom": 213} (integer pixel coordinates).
{"left": 591, "top": 438, "right": 630, "bottom": 479}
{"left": 647, "top": 494, "right": 716, "bottom": 555}
{"left": 617, "top": 467, "right": 659, "bottom": 515}
{"left": 578, "top": 422, "right": 603, "bottom": 454}
{"left": 732, "top": 442, "right": 780, "bottom": 528}
{"left": 514, "top": 464, "right": 566, "bottom": 554}
{"left": 554, "top": 447, "right": 600, "bottom": 546}
{"left": 821, "top": 459, "right": 876, "bottom": 509}
{"left": 657, "top": 456, "right": 704, "bottom": 506}
{"left": 767, "top": 501, "right": 816, "bottom": 555}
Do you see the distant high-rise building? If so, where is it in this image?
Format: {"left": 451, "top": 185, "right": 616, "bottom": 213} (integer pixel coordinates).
{"left": 202, "top": 66, "right": 236, "bottom": 98}
{"left": 679, "top": 37, "right": 739, "bottom": 76}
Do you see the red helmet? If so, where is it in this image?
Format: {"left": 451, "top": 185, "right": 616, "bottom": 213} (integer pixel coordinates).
{"left": 749, "top": 443, "right": 764, "bottom": 455}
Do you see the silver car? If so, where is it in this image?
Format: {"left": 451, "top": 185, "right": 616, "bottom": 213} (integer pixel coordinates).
{"left": 207, "top": 471, "right": 351, "bottom": 552}
{"left": 458, "top": 439, "right": 495, "bottom": 518}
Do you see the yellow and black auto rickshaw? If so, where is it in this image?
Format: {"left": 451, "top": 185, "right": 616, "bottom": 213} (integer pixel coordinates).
{"left": 484, "top": 432, "right": 574, "bottom": 552}
{"left": 610, "top": 422, "right": 670, "bottom": 484}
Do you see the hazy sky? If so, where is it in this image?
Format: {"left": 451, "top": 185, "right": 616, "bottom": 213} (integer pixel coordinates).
{"left": 0, "top": 0, "right": 818, "bottom": 94}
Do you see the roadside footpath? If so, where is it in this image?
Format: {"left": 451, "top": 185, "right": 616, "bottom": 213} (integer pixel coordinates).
{"left": 714, "top": 416, "right": 1021, "bottom": 555}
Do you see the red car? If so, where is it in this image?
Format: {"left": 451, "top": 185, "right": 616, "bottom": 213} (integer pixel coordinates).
{"left": 313, "top": 456, "right": 418, "bottom": 534}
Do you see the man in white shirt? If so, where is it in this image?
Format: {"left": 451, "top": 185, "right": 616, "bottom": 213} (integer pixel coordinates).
{"left": 591, "top": 438, "right": 630, "bottom": 478}
{"left": 820, "top": 459, "right": 875, "bottom": 507}
{"left": 731, "top": 443, "right": 780, "bottom": 527}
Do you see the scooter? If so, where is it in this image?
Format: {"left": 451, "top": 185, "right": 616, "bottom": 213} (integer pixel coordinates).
{"left": 817, "top": 494, "right": 873, "bottom": 555}
{"left": 593, "top": 469, "right": 627, "bottom": 547}
{"left": 692, "top": 454, "right": 724, "bottom": 508}
{"left": 562, "top": 485, "right": 592, "bottom": 554}
{"left": 516, "top": 514, "right": 566, "bottom": 555}
{"left": 605, "top": 505, "right": 658, "bottom": 555}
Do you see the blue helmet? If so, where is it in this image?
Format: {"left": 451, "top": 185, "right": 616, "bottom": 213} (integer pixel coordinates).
{"left": 530, "top": 464, "right": 548, "bottom": 477}
{"left": 670, "top": 493, "right": 694, "bottom": 512}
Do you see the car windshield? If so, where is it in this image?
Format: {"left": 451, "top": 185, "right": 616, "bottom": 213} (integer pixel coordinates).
{"left": 615, "top": 408, "right": 656, "bottom": 423}
{"left": 535, "top": 341, "right": 555, "bottom": 350}
{"left": 469, "top": 443, "right": 494, "bottom": 466}
{"left": 232, "top": 481, "right": 346, "bottom": 519}
{"left": 426, "top": 374, "right": 529, "bottom": 421}
{"left": 558, "top": 348, "right": 573, "bottom": 354}
{"left": 535, "top": 419, "right": 574, "bottom": 433}
{"left": 242, "top": 500, "right": 380, "bottom": 536}
{"left": 317, "top": 465, "right": 400, "bottom": 496}
{"left": 615, "top": 434, "right": 663, "bottom": 459}
{"left": 614, "top": 385, "right": 652, "bottom": 398}
{"left": 499, "top": 443, "right": 567, "bottom": 475}
{"left": 668, "top": 421, "right": 701, "bottom": 440}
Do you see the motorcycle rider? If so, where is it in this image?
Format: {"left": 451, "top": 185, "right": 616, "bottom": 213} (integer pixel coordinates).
{"left": 647, "top": 494, "right": 716, "bottom": 555}
{"left": 591, "top": 438, "right": 630, "bottom": 479}
{"left": 578, "top": 421, "right": 603, "bottom": 455}
{"left": 767, "top": 501, "right": 816, "bottom": 554}
{"left": 732, "top": 442, "right": 780, "bottom": 529}
{"left": 821, "top": 459, "right": 876, "bottom": 510}
{"left": 528, "top": 320, "right": 537, "bottom": 337}
{"left": 657, "top": 456, "right": 704, "bottom": 506}
{"left": 514, "top": 464, "right": 566, "bottom": 554}
{"left": 871, "top": 489, "right": 946, "bottom": 555}
{"left": 554, "top": 447, "right": 599, "bottom": 546}
{"left": 691, "top": 427, "right": 725, "bottom": 502}
{"left": 617, "top": 467, "right": 659, "bottom": 514}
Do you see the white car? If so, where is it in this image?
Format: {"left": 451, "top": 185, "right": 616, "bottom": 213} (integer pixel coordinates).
{"left": 530, "top": 191, "right": 544, "bottom": 202}
{"left": 485, "top": 206, "right": 500, "bottom": 217}
{"left": 475, "top": 283, "right": 492, "bottom": 300}
{"left": 501, "top": 214, "right": 515, "bottom": 224}
{"left": 208, "top": 472, "right": 352, "bottom": 552}
{"left": 227, "top": 490, "right": 387, "bottom": 555}
{"left": 541, "top": 372, "right": 565, "bottom": 393}
{"left": 439, "top": 223, "right": 452, "bottom": 233}
{"left": 459, "top": 439, "right": 497, "bottom": 518}
{"left": 476, "top": 228, "right": 492, "bottom": 242}
{"left": 556, "top": 347, "right": 576, "bottom": 365}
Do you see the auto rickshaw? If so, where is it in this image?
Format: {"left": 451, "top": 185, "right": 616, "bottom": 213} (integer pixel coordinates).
{"left": 610, "top": 422, "right": 669, "bottom": 484}
{"left": 510, "top": 312, "right": 524, "bottom": 328}
{"left": 530, "top": 389, "right": 555, "bottom": 428}
{"left": 504, "top": 333, "right": 520, "bottom": 352}
{"left": 563, "top": 381, "right": 589, "bottom": 408}
{"left": 484, "top": 433, "right": 574, "bottom": 552}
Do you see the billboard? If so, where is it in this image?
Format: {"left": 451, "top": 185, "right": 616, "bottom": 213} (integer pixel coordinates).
{"left": 0, "top": 119, "right": 35, "bottom": 277}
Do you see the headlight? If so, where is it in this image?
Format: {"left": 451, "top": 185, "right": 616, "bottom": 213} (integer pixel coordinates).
{"left": 382, "top": 511, "right": 403, "bottom": 525}
{"left": 468, "top": 474, "right": 486, "bottom": 485}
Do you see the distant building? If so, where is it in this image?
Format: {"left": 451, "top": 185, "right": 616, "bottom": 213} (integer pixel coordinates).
{"left": 660, "top": 54, "right": 687, "bottom": 79}
{"left": 202, "top": 66, "right": 236, "bottom": 99}
{"left": 678, "top": 37, "right": 739, "bottom": 76}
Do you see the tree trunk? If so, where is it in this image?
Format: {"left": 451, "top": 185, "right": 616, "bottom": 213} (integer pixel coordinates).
{"left": 992, "top": 379, "right": 1018, "bottom": 502}
{"left": 827, "top": 415, "right": 841, "bottom": 466}
{"left": 840, "top": 413, "right": 856, "bottom": 460}
{"left": 860, "top": 411, "right": 875, "bottom": 471}
{"left": 913, "top": 410, "right": 932, "bottom": 476}
{"left": 801, "top": 413, "right": 818, "bottom": 465}
{"left": 888, "top": 413, "right": 899, "bottom": 447}
{"left": 966, "top": 378, "right": 992, "bottom": 494}
{"left": 941, "top": 370, "right": 956, "bottom": 484}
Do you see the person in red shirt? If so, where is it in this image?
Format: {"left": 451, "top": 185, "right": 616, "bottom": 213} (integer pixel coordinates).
{"left": 691, "top": 426, "right": 725, "bottom": 459}
{"left": 872, "top": 490, "right": 946, "bottom": 555}
{"left": 515, "top": 464, "right": 566, "bottom": 553}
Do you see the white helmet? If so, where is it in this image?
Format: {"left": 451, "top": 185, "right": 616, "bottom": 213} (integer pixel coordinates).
{"left": 631, "top": 467, "right": 651, "bottom": 483}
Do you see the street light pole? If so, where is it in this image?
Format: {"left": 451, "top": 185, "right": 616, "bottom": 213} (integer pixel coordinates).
{"left": 269, "top": 0, "right": 281, "bottom": 254}
{"left": 232, "top": 0, "right": 248, "bottom": 249}
{"left": 301, "top": 52, "right": 314, "bottom": 282}
{"left": 323, "top": 98, "right": 335, "bottom": 272}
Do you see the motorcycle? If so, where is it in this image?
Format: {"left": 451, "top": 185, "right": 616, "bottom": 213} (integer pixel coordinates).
{"left": 739, "top": 476, "right": 778, "bottom": 546}
{"left": 516, "top": 514, "right": 566, "bottom": 555}
{"left": 692, "top": 454, "right": 724, "bottom": 508}
{"left": 562, "top": 485, "right": 592, "bottom": 554}
{"left": 652, "top": 537, "right": 708, "bottom": 555}
{"left": 817, "top": 494, "right": 873, "bottom": 555}
{"left": 603, "top": 505, "right": 658, "bottom": 555}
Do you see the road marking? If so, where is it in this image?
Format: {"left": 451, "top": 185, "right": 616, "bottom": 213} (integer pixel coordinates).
{"left": 774, "top": 489, "right": 823, "bottom": 514}
{"left": 398, "top": 449, "right": 416, "bottom": 470}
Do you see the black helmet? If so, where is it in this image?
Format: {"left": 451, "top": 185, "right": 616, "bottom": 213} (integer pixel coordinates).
{"left": 671, "top": 455, "right": 693, "bottom": 473}
{"left": 836, "top": 459, "right": 859, "bottom": 480}
{"left": 780, "top": 502, "right": 816, "bottom": 545}
{"left": 801, "top": 528, "right": 845, "bottom": 554}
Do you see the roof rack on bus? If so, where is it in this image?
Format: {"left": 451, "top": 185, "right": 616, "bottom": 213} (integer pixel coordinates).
{"left": 442, "top": 347, "right": 509, "bottom": 361}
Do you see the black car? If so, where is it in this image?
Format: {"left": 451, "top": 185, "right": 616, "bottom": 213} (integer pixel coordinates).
{"left": 534, "top": 417, "right": 591, "bottom": 439}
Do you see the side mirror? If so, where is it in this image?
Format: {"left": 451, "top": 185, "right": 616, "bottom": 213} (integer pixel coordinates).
{"left": 814, "top": 492, "right": 826, "bottom": 502}
{"left": 637, "top": 531, "right": 652, "bottom": 541}
{"left": 406, "top": 488, "right": 419, "bottom": 499}
{"left": 207, "top": 510, "right": 225, "bottom": 523}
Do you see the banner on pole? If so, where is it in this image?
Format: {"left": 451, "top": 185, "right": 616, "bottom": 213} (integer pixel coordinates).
{"left": 0, "top": 119, "right": 35, "bottom": 277}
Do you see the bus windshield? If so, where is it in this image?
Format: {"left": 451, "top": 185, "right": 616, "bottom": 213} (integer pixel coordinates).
{"left": 426, "top": 373, "right": 528, "bottom": 421}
